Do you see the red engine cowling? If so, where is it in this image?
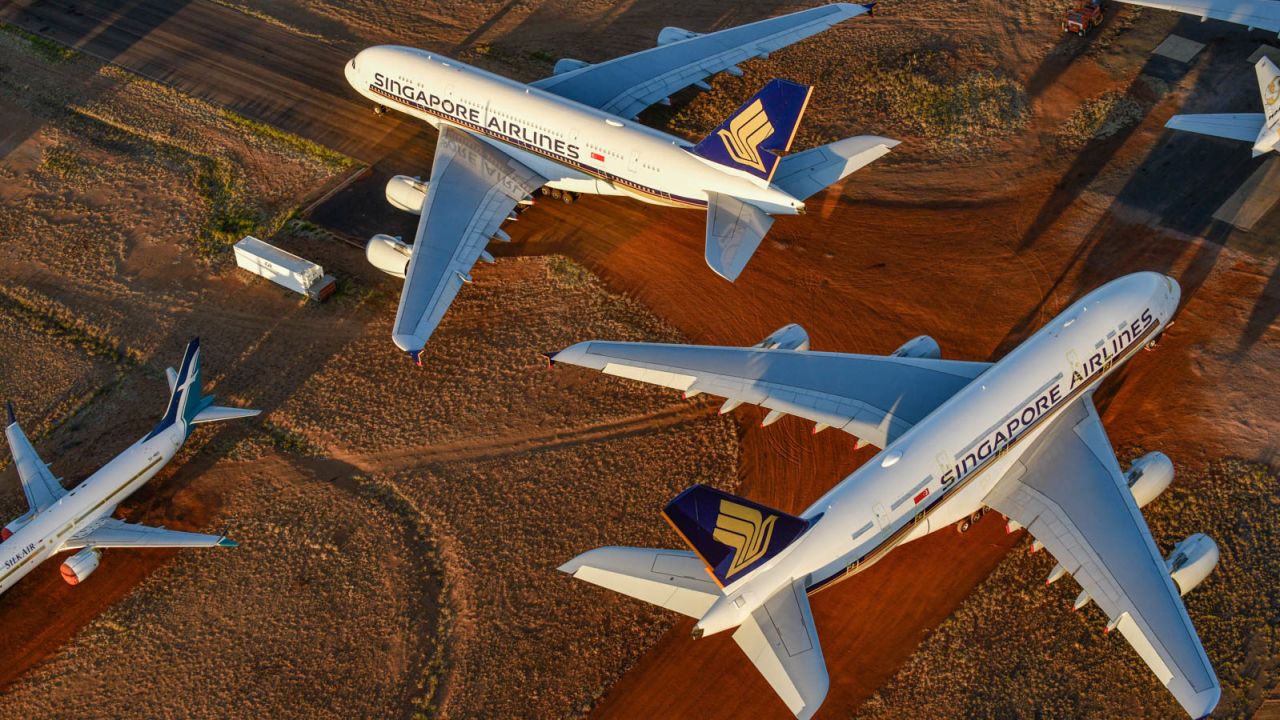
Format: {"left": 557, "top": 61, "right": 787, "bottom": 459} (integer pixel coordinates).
{"left": 60, "top": 547, "right": 101, "bottom": 586}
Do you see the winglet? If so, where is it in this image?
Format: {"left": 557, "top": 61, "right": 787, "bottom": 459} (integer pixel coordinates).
{"left": 863, "top": 2, "right": 876, "bottom": 16}
{"left": 540, "top": 351, "right": 558, "bottom": 368}
{"left": 407, "top": 349, "right": 424, "bottom": 368}
{"left": 5, "top": 401, "right": 14, "bottom": 426}
{"left": 217, "top": 536, "right": 239, "bottom": 548}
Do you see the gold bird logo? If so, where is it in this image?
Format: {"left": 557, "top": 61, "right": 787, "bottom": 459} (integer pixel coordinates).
{"left": 713, "top": 499, "right": 777, "bottom": 579}
{"left": 717, "top": 99, "right": 775, "bottom": 172}
{"left": 1266, "top": 76, "right": 1280, "bottom": 107}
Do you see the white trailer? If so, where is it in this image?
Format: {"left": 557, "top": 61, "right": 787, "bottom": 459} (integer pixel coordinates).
{"left": 233, "top": 236, "right": 335, "bottom": 301}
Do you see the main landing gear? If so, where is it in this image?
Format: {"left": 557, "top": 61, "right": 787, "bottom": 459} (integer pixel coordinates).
{"left": 956, "top": 507, "right": 987, "bottom": 533}
{"left": 373, "top": 105, "right": 387, "bottom": 116}
{"left": 541, "top": 187, "right": 579, "bottom": 204}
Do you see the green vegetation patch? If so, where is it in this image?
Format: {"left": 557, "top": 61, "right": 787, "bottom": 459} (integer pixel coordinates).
{"left": 1058, "top": 90, "right": 1145, "bottom": 148}
{"left": 0, "top": 24, "right": 78, "bottom": 63}
{"left": 220, "top": 109, "right": 354, "bottom": 171}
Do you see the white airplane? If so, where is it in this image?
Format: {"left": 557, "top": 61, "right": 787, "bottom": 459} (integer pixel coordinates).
{"left": 549, "top": 272, "right": 1220, "bottom": 719}
{"left": 0, "top": 338, "right": 258, "bottom": 596}
{"left": 343, "top": 3, "right": 898, "bottom": 363}
{"left": 1114, "top": 0, "right": 1280, "bottom": 34}
{"left": 1166, "top": 56, "right": 1280, "bottom": 156}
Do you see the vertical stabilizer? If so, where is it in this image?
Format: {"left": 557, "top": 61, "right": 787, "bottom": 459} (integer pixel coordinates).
{"left": 663, "top": 484, "right": 811, "bottom": 588}
{"left": 1258, "top": 56, "right": 1280, "bottom": 129}
{"left": 148, "top": 339, "right": 259, "bottom": 440}
{"left": 691, "top": 79, "right": 813, "bottom": 182}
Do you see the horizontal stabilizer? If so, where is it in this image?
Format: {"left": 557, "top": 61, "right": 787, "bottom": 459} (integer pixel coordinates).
{"left": 1165, "top": 113, "right": 1265, "bottom": 144}
{"left": 734, "top": 578, "right": 829, "bottom": 719}
{"left": 191, "top": 405, "right": 262, "bottom": 425}
{"left": 692, "top": 79, "right": 813, "bottom": 182}
{"left": 558, "top": 546, "right": 721, "bottom": 617}
{"left": 771, "top": 136, "right": 900, "bottom": 201}
{"left": 705, "top": 191, "right": 775, "bottom": 281}
{"left": 664, "top": 484, "right": 811, "bottom": 588}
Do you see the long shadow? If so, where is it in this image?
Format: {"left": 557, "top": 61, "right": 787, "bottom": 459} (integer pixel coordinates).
{"left": 0, "top": 0, "right": 192, "bottom": 159}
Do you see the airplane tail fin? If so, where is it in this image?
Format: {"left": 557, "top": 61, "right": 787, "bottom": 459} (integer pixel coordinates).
{"left": 151, "top": 338, "right": 260, "bottom": 439}
{"left": 1257, "top": 55, "right": 1280, "bottom": 129}
{"left": 663, "top": 484, "right": 812, "bottom": 589}
{"left": 692, "top": 79, "right": 813, "bottom": 182}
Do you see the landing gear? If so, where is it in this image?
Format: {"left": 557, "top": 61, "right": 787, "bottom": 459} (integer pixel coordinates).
{"left": 541, "top": 187, "right": 553, "bottom": 197}
{"left": 543, "top": 188, "right": 579, "bottom": 204}
{"left": 956, "top": 507, "right": 987, "bottom": 534}
{"left": 374, "top": 105, "right": 387, "bottom": 116}
{"left": 561, "top": 192, "right": 576, "bottom": 205}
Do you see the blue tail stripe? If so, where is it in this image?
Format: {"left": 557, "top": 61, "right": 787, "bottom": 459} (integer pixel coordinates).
{"left": 691, "top": 78, "right": 813, "bottom": 182}
{"left": 146, "top": 338, "right": 201, "bottom": 440}
{"left": 663, "top": 484, "right": 811, "bottom": 588}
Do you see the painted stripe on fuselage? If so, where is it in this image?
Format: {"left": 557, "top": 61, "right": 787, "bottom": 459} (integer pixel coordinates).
{"left": 805, "top": 318, "right": 1162, "bottom": 596}
{"left": 369, "top": 84, "right": 711, "bottom": 209}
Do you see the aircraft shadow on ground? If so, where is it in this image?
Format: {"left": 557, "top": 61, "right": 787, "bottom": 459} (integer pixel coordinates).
{"left": 998, "top": 19, "right": 1280, "bottom": 358}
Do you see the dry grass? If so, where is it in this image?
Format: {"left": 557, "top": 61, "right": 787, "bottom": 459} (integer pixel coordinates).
{"left": 859, "top": 458, "right": 1280, "bottom": 719}
{"left": 1057, "top": 90, "right": 1145, "bottom": 149}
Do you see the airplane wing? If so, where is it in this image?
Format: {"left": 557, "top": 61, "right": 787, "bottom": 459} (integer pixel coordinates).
{"left": 983, "top": 396, "right": 1220, "bottom": 718}
{"left": 393, "top": 126, "right": 545, "bottom": 358}
{"left": 64, "top": 517, "right": 235, "bottom": 549}
{"left": 530, "top": 3, "right": 870, "bottom": 120}
{"left": 4, "top": 404, "right": 66, "bottom": 512}
{"left": 1114, "top": 0, "right": 1280, "bottom": 32}
{"left": 548, "top": 341, "right": 991, "bottom": 449}
{"left": 732, "top": 577, "right": 828, "bottom": 720}
{"left": 1166, "top": 113, "right": 1266, "bottom": 143}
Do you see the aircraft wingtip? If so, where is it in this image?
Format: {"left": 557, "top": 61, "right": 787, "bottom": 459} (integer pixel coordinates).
{"left": 5, "top": 401, "right": 13, "bottom": 425}
{"left": 218, "top": 536, "right": 239, "bottom": 548}
{"left": 540, "top": 351, "right": 558, "bottom": 368}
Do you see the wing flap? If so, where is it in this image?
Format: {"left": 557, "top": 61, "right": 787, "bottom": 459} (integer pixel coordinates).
{"left": 552, "top": 340, "right": 989, "bottom": 449}
{"left": 732, "top": 577, "right": 828, "bottom": 719}
{"left": 531, "top": 4, "right": 869, "bottom": 118}
{"left": 394, "top": 127, "right": 545, "bottom": 355}
{"left": 984, "top": 397, "right": 1219, "bottom": 717}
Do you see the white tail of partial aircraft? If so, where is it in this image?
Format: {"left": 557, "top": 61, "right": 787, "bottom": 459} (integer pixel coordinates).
{"left": 1166, "top": 56, "right": 1280, "bottom": 156}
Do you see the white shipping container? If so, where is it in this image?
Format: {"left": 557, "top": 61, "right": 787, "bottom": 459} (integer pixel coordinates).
{"left": 233, "top": 236, "right": 324, "bottom": 296}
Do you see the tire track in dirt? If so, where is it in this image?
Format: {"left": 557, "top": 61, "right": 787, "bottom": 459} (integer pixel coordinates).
{"left": 329, "top": 401, "right": 715, "bottom": 475}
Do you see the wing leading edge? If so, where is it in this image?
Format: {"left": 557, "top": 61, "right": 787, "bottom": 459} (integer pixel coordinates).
{"left": 984, "top": 396, "right": 1219, "bottom": 718}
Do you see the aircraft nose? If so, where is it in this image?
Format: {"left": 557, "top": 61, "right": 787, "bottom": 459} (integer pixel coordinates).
{"left": 1163, "top": 274, "right": 1182, "bottom": 309}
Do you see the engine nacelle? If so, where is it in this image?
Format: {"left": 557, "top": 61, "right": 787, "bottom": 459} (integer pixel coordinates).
{"left": 1, "top": 509, "right": 35, "bottom": 541}
{"left": 755, "top": 323, "right": 810, "bottom": 351}
{"left": 1125, "top": 451, "right": 1174, "bottom": 508}
{"left": 1166, "top": 533, "right": 1218, "bottom": 596}
{"left": 658, "top": 26, "right": 703, "bottom": 45}
{"left": 386, "top": 175, "right": 429, "bottom": 215}
{"left": 890, "top": 335, "right": 941, "bottom": 359}
{"left": 60, "top": 547, "right": 101, "bottom": 586}
{"left": 366, "top": 234, "right": 412, "bottom": 279}
{"left": 553, "top": 58, "right": 591, "bottom": 75}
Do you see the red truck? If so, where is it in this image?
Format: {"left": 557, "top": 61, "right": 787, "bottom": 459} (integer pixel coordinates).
{"left": 1062, "top": 1, "right": 1105, "bottom": 35}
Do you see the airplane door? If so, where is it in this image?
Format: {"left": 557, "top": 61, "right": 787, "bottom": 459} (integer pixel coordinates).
{"left": 873, "top": 503, "right": 889, "bottom": 530}
{"left": 628, "top": 151, "right": 641, "bottom": 173}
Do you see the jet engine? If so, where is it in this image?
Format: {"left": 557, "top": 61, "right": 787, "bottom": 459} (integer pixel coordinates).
{"left": 553, "top": 58, "right": 591, "bottom": 75}
{"left": 60, "top": 547, "right": 101, "bottom": 586}
{"left": 1125, "top": 451, "right": 1174, "bottom": 508}
{"left": 366, "top": 234, "right": 412, "bottom": 279}
{"left": 1, "top": 509, "right": 35, "bottom": 541}
{"left": 755, "top": 323, "right": 810, "bottom": 351}
{"left": 1166, "top": 533, "right": 1219, "bottom": 596}
{"left": 890, "top": 335, "right": 941, "bottom": 359}
{"left": 385, "top": 175, "right": 429, "bottom": 215}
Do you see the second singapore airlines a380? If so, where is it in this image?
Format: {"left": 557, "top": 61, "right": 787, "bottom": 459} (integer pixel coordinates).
{"left": 344, "top": 3, "right": 898, "bottom": 362}
{"left": 548, "top": 272, "right": 1220, "bottom": 720}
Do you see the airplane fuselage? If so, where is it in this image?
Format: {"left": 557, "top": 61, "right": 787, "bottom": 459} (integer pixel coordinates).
{"left": 695, "top": 272, "right": 1182, "bottom": 636}
{"left": 0, "top": 422, "right": 184, "bottom": 595}
{"left": 344, "top": 46, "right": 804, "bottom": 214}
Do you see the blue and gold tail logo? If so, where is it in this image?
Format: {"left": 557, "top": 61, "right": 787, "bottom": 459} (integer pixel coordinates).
{"left": 717, "top": 100, "right": 775, "bottom": 173}
{"left": 690, "top": 78, "right": 813, "bottom": 182}
{"left": 713, "top": 499, "right": 778, "bottom": 578}
{"left": 663, "top": 484, "right": 812, "bottom": 587}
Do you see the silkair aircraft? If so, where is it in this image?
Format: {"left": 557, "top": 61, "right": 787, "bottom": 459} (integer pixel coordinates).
{"left": 1166, "top": 56, "right": 1280, "bottom": 157}
{"left": 549, "top": 273, "right": 1220, "bottom": 719}
{"left": 0, "top": 339, "right": 258, "bottom": 595}
{"left": 344, "top": 3, "right": 898, "bottom": 362}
